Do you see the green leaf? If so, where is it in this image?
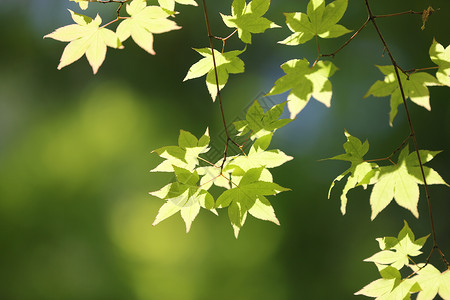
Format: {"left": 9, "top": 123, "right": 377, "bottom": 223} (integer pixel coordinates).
{"left": 44, "top": 10, "right": 123, "bottom": 74}
{"left": 70, "top": 0, "right": 88, "bottom": 10}
{"left": 369, "top": 146, "right": 448, "bottom": 220}
{"left": 151, "top": 128, "right": 210, "bottom": 172}
{"left": 151, "top": 183, "right": 215, "bottom": 232}
{"left": 221, "top": 0, "right": 280, "bottom": 44}
{"left": 228, "top": 144, "right": 293, "bottom": 177}
{"left": 173, "top": 165, "right": 200, "bottom": 186}
{"left": 234, "top": 100, "right": 292, "bottom": 140}
{"left": 429, "top": 38, "right": 450, "bottom": 87}
{"left": 279, "top": 0, "right": 351, "bottom": 46}
{"left": 183, "top": 48, "right": 245, "bottom": 101}
{"left": 267, "top": 59, "right": 337, "bottom": 119}
{"left": 410, "top": 264, "right": 450, "bottom": 300}
{"left": 158, "top": 0, "right": 198, "bottom": 11}
{"left": 365, "top": 65, "right": 441, "bottom": 126}
{"left": 326, "top": 130, "right": 377, "bottom": 214}
{"left": 365, "top": 221, "right": 428, "bottom": 270}
{"left": 216, "top": 167, "right": 289, "bottom": 237}
{"left": 151, "top": 167, "right": 215, "bottom": 232}
{"left": 116, "top": 0, "right": 181, "bottom": 55}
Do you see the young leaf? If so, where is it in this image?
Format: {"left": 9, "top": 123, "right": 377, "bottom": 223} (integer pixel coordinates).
{"left": 325, "top": 130, "right": 377, "bottom": 214}
{"left": 116, "top": 0, "right": 181, "bottom": 55}
{"left": 234, "top": 100, "right": 292, "bottom": 140}
{"left": 151, "top": 168, "right": 215, "bottom": 232}
{"left": 216, "top": 167, "right": 289, "bottom": 237}
{"left": 267, "top": 59, "right": 337, "bottom": 119}
{"left": 364, "top": 221, "right": 428, "bottom": 270}
{"left": 221, "top": 0, "right": 280, "bottom": 44}
{"left": 410, "top": 264, "right": 450, "bottom": 300}
{"left": 279, "top": 0, "right": 351, "bottom": 46}
{"left": 44, "top": 10, "right": 123, "bottom": 74}
{"left": 429, "top": 39, "right": 450, "bottom": 87}
{"left": 158, "top": 0, "right": 198, "bottom": 11}
{"left": 70, "top": 0, "right": 88, "bottom": 10}
{"left": 151, "top": 128, "right": 210, "bottom": 172}
{"left": 228, "top": 144, "right": 293, "bottom": 174}
{"left": 183, "top": 48, "right": 245, "bottom": 101}
{"left": 365, "top": 65, "right": 441, "bottom": 126}
{"left": 368, "top": 146, "right": 448, "bottom": 220}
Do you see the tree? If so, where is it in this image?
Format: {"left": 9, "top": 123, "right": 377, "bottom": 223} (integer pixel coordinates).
{"left": 43, "top": 0, "right": 449, "bottom": 298}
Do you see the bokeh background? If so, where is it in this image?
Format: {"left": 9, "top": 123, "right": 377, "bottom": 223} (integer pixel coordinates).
{"left": 0, "top": 0, "right": 449, "bottom": 299}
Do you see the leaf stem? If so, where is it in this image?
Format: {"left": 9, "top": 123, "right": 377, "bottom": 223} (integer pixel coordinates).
{"left": 364, "top": 0, "right": 447, "bottom": 268}
{"left": 213, "top": 29, "right": 238, "bottom": 53}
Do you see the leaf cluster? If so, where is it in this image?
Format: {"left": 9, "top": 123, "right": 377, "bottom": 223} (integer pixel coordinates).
{"left": 356, "top": 221, "right": 450, "bottom": 300}
{"left": 150, "top": 101, "right": 292, "bottom": 237}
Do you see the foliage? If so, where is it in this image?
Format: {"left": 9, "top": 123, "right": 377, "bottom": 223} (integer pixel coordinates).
{"left": 46, "top": 0, "right": 449, "bottom": 298}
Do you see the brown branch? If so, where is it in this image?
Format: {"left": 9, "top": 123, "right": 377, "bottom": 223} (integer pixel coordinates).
{"left": 373, "top": 10, "right": 423, "bottom": 18}
{"left": 364, "top": 134, "right": 412, "bottom": 165}
{"left": 201, "top": 0, "right": 242, "bottom": 173}
{"left": 364, "top": 0, "right": 447, "bottom": 268}
{"left": 321, "top": 17, "right": 370, "bottom": 58}
{"left": 213, "top": 29, "right": 238, "bottom": 53}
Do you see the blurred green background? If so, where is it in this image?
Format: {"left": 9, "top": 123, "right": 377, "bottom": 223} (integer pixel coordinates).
{"left": 0, "top": 1, "right": 449, "bottom": 299}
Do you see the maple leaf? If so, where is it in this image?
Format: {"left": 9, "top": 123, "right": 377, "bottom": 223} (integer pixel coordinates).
{"left": 355, "top": 265, "right": 420, "bottom": 300}
{"left": 216, "top": 167, "right": 289, "bottom": 237}
{"left": 279, "top": 0, "right": 351, "bottom": 46}
{"left": 183, "top": 48, "right": 245, "bottom": 101}
{"left": 151, "top": 166, "right": 215, "bottom": 232}
{"left": 70, "top": 0, "right": 88, "bottom": 10}
{"left": 364, "top": 221, "right": 428, "bottom": 270}
{"left": 151, "top": 128, "right": 210, "bottom": 172}
{"left": 233, "top": 100, "right": 292, "bottom": 140}
{"left": 429, "top": 38, "right": 450, "bottom": 87}
{"left": 326, "top": 130, "right": 377, "bottom": 215}
{"left": 158, "top": 0, "right": 198, "bottom": 11}
{"left": 267, "top": 58, "right": 337, "bottom": 119}
{"left": 365, "top": 146, "right": 448, "bottom": 220}
{"left": 365, "top": 65, "right": 441, "bottom": 126}
{"left": 221, "top": 0, "right": 280, "bottom": 44}
{"left": 410, "top": 264, "right": 450, "bottom": 300}
{"left": 44, "top": 10, "right": 123, "bottom": 74}
{"left": 116, "top": 0, "right": 181, "bottom": 55}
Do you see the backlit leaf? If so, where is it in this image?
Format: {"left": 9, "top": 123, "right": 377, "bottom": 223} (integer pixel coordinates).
{"left": 44, "top": 10, "right": 123, "bottom": 74}
{"left": 267, "top": 58, "right": 337, "bottom": 118}
{"left": 221, "top": 0, "right": 280, "bottom": 44}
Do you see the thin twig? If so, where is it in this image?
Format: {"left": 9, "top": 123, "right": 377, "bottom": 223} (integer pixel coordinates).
{"left": 364, "top": 134, "right": 412, "bottom": 164}
{"left": 374, "top": 10, "right": 423, "bottom": 18}
{"left": 321, "top": 17, "right": 370, "bottom": 58}
{"left": 364, "top": 0, "right": 447, "bottom": 268}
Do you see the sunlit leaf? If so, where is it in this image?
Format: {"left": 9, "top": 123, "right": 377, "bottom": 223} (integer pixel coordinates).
{"left": 116, "top": 0, "right": 181, "bottom": 55}
{"left": 429, "top": 38, "right": 450, "bottom": 86}
{"left": 368, "top": 146, "right": 448, "bottom": 220}
{"left": 234, "top": 100, "right": 292, "bottom": 140}
{"left": 158, "top": 0, "right": 198, "bottom": 11}
{"left": 279, "top": 0, "right": 351, "bottom": 46}
{"left": 410, "top": 264, "right": 450, "bottom": 300}
{"left": 221, "top": 0, "right": 280, "bottom": 44}
{"left": 216, "top": 167, "right": 289, "bottom": 237}
{"left": 44, "top": 10, "right": 123, "bottom": 74}
{"left": 364, "top": 221, "right": 428, "bottom": 270}
{"left": 183, "top": 48, "right": 245, "bottom": 101}
{"left": 326, "top": 130, "right": 377, "bottom": 214}
{"left": 267, "top": 58, "right": 337, "bottom": 118}
{"left": 70, "top": 0, "right": 89, "bottom": 10}
{"left": 151, "top": 128, "right": 210, "bottom": 172}
{"left": 365, "top": 65, "right": 441, "bottom": 126}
